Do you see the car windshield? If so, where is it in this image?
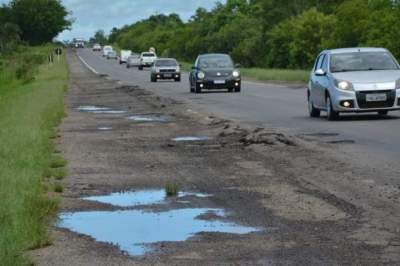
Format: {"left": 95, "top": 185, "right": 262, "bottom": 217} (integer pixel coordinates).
{"left": 198, "top": 55, "right": 234, "bottom": 69}
{"left": 129, "top": 55, "right": 139, "bottom": 59}
{"left": 155, "top": 60, "right": 177, "bottom": 67}
{"left": 143, "top": 53, "right": 155, "bottom": 57}
{"left": 330, "top": 52, "right": 399, "bottom": 73}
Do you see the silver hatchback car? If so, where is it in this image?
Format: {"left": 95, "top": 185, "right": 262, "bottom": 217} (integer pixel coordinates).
{"left": 308, "top": 48, "right": 400, "bottom": 120}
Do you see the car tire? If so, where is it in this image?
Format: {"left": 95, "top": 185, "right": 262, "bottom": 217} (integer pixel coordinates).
{"left": 195, "top": 85, "right": 202, "bottom": 94}
{"left": 326, "top": 95, "right": 339, "bottom": 121}
{"left": 235, "top": 87, "right": 241, "bottom": 93}
{"left": 127, "top": 65, "right": 130, "bottom": 69}
{"left": 308, "top": 96, "right": 320, "bottom": 118}
{"left": 228, "top": 88, "right": 234, "bottom": 93}
{"left": 139, "top": 66, "right": 143, "bottom": 71}
{"left": 151, "top": 75, "right": 157, "bottom": 82}
{"left": 378, "top": 110, "right": 389, "bottom": 116}
{"left": 175, "top": 77, "right": 181, "bottom": 82}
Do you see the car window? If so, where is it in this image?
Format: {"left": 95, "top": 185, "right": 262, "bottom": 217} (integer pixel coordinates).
{"left": 314, "top": 54, "right": 323, "bottom": 71}
{"left": 330, "top": 52, "right": 399, "bottom": 72}
{"left": 198, "top": 55, "right": 233, "bottom": 69}
{"left": 155, "top": 60, "right": 177, "bottom": 67}
{"left": 321, "top": 55, "right": 328, "bottom": 71}
{"left": 318, "top": 54, "right": 326, "bottom": 70}
{"left": 143, "top": 53, "right": 155, "bottom": 57}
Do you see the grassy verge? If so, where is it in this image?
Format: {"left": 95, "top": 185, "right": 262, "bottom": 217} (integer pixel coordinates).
{"left": 241, "top": 68, "right": 309, "bottom": 83}
{"left": 0, "top": 47, "right": 68, "bottom": 265}
{"left": 179, "top": 61, "right": 309, "bottom": 83}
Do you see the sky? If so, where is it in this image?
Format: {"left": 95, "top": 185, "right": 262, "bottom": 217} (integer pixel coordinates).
{"left": 0, "top": 0, "right": 223, "bottom": 41}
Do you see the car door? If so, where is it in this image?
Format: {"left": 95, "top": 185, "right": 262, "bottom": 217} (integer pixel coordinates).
{"left": 319, "top": 54, "right": 331, "bottom": 108}
{"left": 310, "top": 54, "right": 325, "bottom": 107}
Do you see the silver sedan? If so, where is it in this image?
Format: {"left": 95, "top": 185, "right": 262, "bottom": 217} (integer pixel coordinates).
{"left": 308, "top": 48, "right": 400, "bottom": 120}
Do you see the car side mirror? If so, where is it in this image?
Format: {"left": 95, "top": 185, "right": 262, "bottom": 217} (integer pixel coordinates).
{"left": 235, "top": 63, "right": 241, "bottom": 68}
{"left": 315, "top": 69, "right": 326, "bottom": 76}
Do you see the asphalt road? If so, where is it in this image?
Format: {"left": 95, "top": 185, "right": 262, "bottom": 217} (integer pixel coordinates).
{"left": 77, "top": 48, "right": 400, "bottom": 168}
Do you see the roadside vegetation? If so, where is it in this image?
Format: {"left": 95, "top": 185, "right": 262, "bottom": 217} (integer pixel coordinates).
{"left": 91, "top": 0, "right": 400, "bottom": 81}
{"left": 0, "top": 45, "right": 68, "bottom": 265}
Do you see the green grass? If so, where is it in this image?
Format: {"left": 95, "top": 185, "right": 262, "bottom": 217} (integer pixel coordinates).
{"left": 179, "top": 61, "right": 309, "bottom": 82}
{"left": 165, "top": 180, "right": 179, "bottom": 197}
{"left": 0, "top": 47, "right": 68, "bottom": 265}
{"left": 241, "top": 68, "right": 310, "bottom": 83}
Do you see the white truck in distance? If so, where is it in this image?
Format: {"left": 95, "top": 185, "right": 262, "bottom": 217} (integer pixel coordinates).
{"left": 102, "top": 46, "right": 113, "bottom": 57}
{"left": 119, "top": 50, "right": 132, "bottom": 64}
{"left": 139, "top": 52, "right": 157, "bottom": 70}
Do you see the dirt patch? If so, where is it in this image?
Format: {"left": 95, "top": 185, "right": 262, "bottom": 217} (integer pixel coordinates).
{"left": 253, "top": 183, "right": 347, "bottom": 221}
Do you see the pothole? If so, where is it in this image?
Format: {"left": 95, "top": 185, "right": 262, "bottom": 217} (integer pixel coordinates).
{"left": 127, "top": 114, "right": 170, "bottom": 123}
{"left": 82, "top": 189, "right": 211, "bottom": 207}
{"left": 77, "top": 106, "right": 127, "bottom": 114}
{"left": 172, "top": 137, "right": 210, "bottom": 142}
{"left": 58, "top": 190, "right": 259, "bottom": 256}
{"left": 97, "top": 127, "right": 113, "bottom": 131}
{"left": 58, "top": 208, "right": 258, "bottom": 256}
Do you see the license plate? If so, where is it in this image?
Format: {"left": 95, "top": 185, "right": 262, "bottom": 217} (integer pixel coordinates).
{"left": 214, "top": 80, "right": 226, "bottom": 84}
{"left": 164, "top": 74, "right": 172, "bottom": 78}
{"left": 366, "top": 93, "right": 387, "bottom": 102}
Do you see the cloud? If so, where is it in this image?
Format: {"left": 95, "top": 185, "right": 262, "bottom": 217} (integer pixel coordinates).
{"left": 58, "top": 0, "right": 224, "bottom": 41}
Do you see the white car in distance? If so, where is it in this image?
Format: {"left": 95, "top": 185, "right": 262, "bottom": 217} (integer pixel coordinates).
{"left": 119, "top": 50, "right": 132, "bottom": 64}
{"left": 139, "top": 52, "right": 157, "bottom": 70}
{"left": 102, "top": 45, "right": 113, "bottom": 57}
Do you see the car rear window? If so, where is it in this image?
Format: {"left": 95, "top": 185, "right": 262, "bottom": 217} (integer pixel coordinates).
{"left": 143, "top": 53, "right": 155, "bottom": 57}
{"left": 330, "top": 52, "right": 399, "bottom": 73}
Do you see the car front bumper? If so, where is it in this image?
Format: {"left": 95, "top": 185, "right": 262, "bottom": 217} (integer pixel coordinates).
{"left": 332, "top": 89, "right": 400, "bottom": 112}
{"left": 154, "top": 72, "right": 180, "bottom": 79}
{"left": 196, "top": 79, "right": 241, "bottom": 90}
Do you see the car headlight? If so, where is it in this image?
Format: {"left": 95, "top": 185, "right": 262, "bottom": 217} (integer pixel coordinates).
{"left": 197, "top": 71, "right": 205, "bottom": 79}
{"left": 335, "top": 80, "right": 354, "bottom": 91}
{"left": 232, "top": 70, "right": 240, "bottom": 78}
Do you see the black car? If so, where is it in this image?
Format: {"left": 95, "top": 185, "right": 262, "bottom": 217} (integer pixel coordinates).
{"left": 189, "top": 53, "right": 241, "bottom": 93}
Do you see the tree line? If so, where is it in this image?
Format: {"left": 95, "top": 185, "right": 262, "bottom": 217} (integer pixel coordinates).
{"left": 0, "top": 0, "right": 70, "bottom": 53}
{"left": 101, "top": 0, "right": 400, "bottom": 69}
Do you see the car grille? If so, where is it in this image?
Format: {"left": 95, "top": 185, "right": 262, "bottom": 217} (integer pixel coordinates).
{"left": 356, "top": 90, "right": 396, "bottom": 108}
{"left": 205, "top": 71, "right": 231, "bottom": 78}
{"left": 160, "top": 69, "right": 176, "bottom": 73}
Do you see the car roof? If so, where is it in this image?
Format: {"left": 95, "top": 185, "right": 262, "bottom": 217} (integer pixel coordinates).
{"left": 198, "top": 53, "right": 230, "bottom": 58}
{"left": 155, "top": 58, "right": 177, "bottom": 61}
{"left": 324, "top": 47, "right": 388, "bottom": 55}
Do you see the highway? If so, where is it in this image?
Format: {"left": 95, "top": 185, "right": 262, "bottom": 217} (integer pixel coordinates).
{"left": 77, "top": 48, "right": 400, "bottom": 169}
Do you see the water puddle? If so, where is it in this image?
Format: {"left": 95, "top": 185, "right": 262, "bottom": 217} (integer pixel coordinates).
{"left": 78, "top": 106, "right": 126, "bottom": 114}
{"left": 98, "top": 127, "right": 113, "bottom": 131}
{"left": 127, "top": 115, "right": 170, "bottom": 123}
{"left": 82, "top": 190, "right": 211, "bottom": 207}
{"left": 59, "top": 189, "right": 259, "bottom": 256}
{"left": 58, "top": 208, "right": 258, "bottom": 256}
{"left": 172, "top": 136, "right": 210, "bottom": 142}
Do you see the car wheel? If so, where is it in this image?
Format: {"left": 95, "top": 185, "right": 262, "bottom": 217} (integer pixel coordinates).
{"left": 127, "top": 65, "right": 130, "bottom": 69}
{"left": 175, "top": 77, "right": 181, "bottom": 82}
{"left": 308, "top": 95, "right": 320, "bottom": 117}
{"left": 195, "top": 85, "right": 202, "bottom": 94}
{"left": 139, "top": 66, "right": 143, "bottom": 71}
{"left": 235, "top": 87, "right": 241, "bottom": 93}
{"left": 326, "top": 95, "right": 339, "bottom": 121}
{"left": 151, "top": 75, "right": 157, "bottom": 82}
{"left": 378, "top": 110, "right": 389, "bottom": 116}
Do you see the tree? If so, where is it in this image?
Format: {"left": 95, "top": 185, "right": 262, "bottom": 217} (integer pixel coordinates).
{"left": 0, "top": 23, "right": 20, "bottom": 53}
{"left": 10, "top": 0, "right": 71, "bottom": 45}
{"left": 89, "top": 30, "right": 107, "bottom": 46}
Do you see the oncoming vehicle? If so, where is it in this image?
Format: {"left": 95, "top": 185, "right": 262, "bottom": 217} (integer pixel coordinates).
{"left": 308, "top": 48, "right": 400, "bottom": 120}
{"left": 119, "top": 50, "right": 132, "bottom": 64}
{"left": 151, "top": 58, "right": 181, "bottom": 82}
{"left": 92, "top": 44, "right": 101, "bottom": 52}
{"left": 107, "top": 51, "right": 118, "bottom": 60}
{"left": 189, "top": 53, "right": 241, "bottom": 93}
{"left": 102, "top": 45, "right": 113, "bottom": 57}
{"left": 139, "top": 52, "right": 157, "bottom": 70}
{"left": 126, "top": 54, "right": 141, "bottom": 68}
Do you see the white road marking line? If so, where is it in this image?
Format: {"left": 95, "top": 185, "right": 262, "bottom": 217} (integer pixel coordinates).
{"left": 78, "top": 55, "right": 99, "bottom": 75}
